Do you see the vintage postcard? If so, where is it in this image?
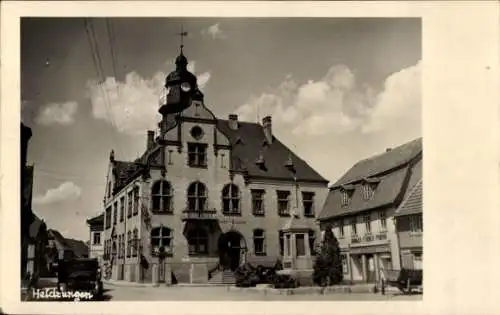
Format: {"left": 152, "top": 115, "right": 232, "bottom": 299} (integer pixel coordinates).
{"left": 1, "top": 1, "right": 499, "bottom": 315}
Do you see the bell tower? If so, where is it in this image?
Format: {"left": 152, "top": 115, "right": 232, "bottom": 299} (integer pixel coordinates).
{"left": 158, "top": 26, "right": 199, "bottom": 117}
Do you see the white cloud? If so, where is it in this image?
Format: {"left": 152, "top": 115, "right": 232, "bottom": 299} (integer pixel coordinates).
{"left": 197, "top": 72, "right": 211, "bottom": 89}
{"left": 201, "top": 23, "right": 226, "bottom": 40}
{"left": 89, "top": 60, "right": 211, "bottom": 135}
{"left": 35, "top": 101, "right": 78, "bottom": 126}
{"left": 235, "top": 61, "right": 421, "bottom": 138}
{"left": 33, "top": 181, "right": 82, "bottom": 205}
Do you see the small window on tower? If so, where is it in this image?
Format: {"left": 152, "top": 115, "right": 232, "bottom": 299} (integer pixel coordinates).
{"left": 187, "top": 143, "right": 207, "bottom": 167}
{"left": 190, "top": 126, "right": 204, "bottom": 140}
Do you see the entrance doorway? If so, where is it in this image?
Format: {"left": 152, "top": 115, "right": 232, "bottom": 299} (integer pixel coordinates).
{"left": 218, "top": 231, "right": 245, "bottom": 271}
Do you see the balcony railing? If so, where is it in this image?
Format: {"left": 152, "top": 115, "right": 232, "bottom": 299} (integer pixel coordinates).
{"left": 363, "top": 233, "right": 374, "bottom": 242}
{"left": 351, "top": 235, "right": 361, "bottom": 244}
{"left": 376, "top": 232, "right": 388, "bottom": 240}
{"left": 181, "top": 209, "right": 218, "bottom": 221}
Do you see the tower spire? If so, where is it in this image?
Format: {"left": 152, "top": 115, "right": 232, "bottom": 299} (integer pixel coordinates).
{"left": 177, "top": 24, "right": 188, "bottom": 55}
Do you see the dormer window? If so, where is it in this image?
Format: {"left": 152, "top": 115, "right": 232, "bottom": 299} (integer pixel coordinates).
{"left": 362, "top": 178, "right": 380, "bottom": 200}
{"left": 340, "top": 185, "right": 354, "bottom": 207}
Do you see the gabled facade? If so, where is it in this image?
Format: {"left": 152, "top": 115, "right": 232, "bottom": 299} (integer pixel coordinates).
{"left": 318, "top": 138, "right": 422, "bottom": 283}
{"left": 394, "top": 179, "right": 423, "bottom": 270}
{"left": 87, "top": 213, "right": 104, "bottom": 266}
{"left": 101, "top": 47, "right": 329, "bottom": 284}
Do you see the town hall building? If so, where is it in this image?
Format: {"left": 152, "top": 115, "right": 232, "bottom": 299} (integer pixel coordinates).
{"left": 99, "top": 44, "right": 329, "bottom": 284}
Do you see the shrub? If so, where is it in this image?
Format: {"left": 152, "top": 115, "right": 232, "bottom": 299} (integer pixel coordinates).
{"left": 313, "top": 224, "right": 343, "bottom": 286}
{"left": 272, "top": 274, "right": 299, "bottom": 289}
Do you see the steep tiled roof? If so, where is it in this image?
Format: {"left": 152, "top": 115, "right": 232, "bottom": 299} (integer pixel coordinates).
{"left": 64, "top": 239, "right": 89, "bottom": 258}
{"left": 86, "top": 213, "right": 104, "bottom": 226}
{"left": 29, "top": 213, "right": 46, "bottom": 239}
{"left": 395, "top": 179, "right": 422, "bottom": 217}
{"left": 318, "top": 138, "right": 422, "bottom": 221}
{"left": 332, "top": 138, "right": 422, "bottom": 187}
{"left": 216, "top": 120, "right": 328, "bottom": 183}
{"left": 112, "top": 161, "right": 143, "bottom": 192}
{"left": 110, "top": 118, "right": 328, "bottom": 195}
{"left": 48, "top": 229, "right": 89, "bottom": 258}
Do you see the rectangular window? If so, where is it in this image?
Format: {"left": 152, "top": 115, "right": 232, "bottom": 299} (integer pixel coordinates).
{"left": 341, "top": 191, "right": 350, "bottom": 207}
{"left": 277, "top": 190, "right": 290, "bottom": 216}
{"left": 279, "top": 231, "right": 284, "bottom": 256}
{"left": 113, "top": 202, "right": 118, "bottom": 225}
{"left": 187, "top": 143, "right": 207, "bottom": 167}
{"left": 296, "top": 234, "right": 305, "bottom": 257}
{"left": 251, "top": 189, "right": 265, "bottom": 215}
{"left": 351, "top": 218, "right": 357, "bottom": 236}
{"left": 127, "top": 190, "right": 133, "bottom": 218}
{"left": 363, "top": 214, "right": 371, "bottom": 234}
{"left": 133, "top": 187, "right": 139, "bottom": 215}
{"left": 220, "top": 153, "right": 226, "bottom": 168}
{"left": 362, "top": 184, "right": 374, "bottom": 200}
{"left": 120, "top": 197, "right": 125, "bottom": 222}
{"left": 93, "top": 232, "right": 101, "bottom": 245}
{"left": 168, "top": 149, "right": 173, "bottom": 165}
{"left": 341, "top": 255, "right": 348, "bottom": 274}
{"left": 253, "top": 230, "right": 266, "bottom": 255}
{"left": 302, "top": 192, "right": 315, "bottom": 217}
{"left": 126, "top": 232, "right": 131, "bottom": 257}
{"left": 379, "top": 211, "right": 387, "bottom": 231}
{"left": 285, "top": 235, "right": 291, "bottom": 256}
{"left": 308, "top": 230, "right": 316, "bottom": 255}
{"left": 105, "top": 207, "right": 111, "bottom": 229}
{"left": 339, "top": 220, "right": 345, "bottom": 238}
{"left": 409, "top": 214, "right": 423, "bottom": 232}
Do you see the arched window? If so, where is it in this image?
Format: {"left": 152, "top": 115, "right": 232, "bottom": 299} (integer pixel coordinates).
{"left": 187, "top": 228, "right": 208, "bottom": 255}
{"left": 151, "top": 227, "right": 173, "bottom": 256}
{"left": 152, "top": 180, "right": 173, "bottom": 213}
{"left": 253, "top": 229, "right": 266, "bottom": 255}
{"left": 132, "top": 228, "right": 138, "bottom": 257}
{"left": 187, "top": 182, "right": 207, "bottom": 212}
{"left": 126, "top": 231, "right": 131, "bottom": 257}
{"left": 222, "top": 184, "right": 240, "bottom": 214}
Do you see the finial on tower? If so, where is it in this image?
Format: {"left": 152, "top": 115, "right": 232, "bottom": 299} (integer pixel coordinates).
{"left": 177, "top": 24, "right": 188, "bottom": 55}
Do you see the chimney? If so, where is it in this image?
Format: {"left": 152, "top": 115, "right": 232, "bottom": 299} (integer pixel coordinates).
{"left": 386, "top": 148, "right": 392, "bottom": 152}
{"left": 147, "top": 130, "right": 155, "bottom": 150}
{"left": 228, "top": 114, "right": 238, "bottom": 130}
{"left": 262, "top": 116, "right": 273, "bottom": 144}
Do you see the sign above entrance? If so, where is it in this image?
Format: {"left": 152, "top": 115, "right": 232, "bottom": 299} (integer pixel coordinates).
{"left": 220, "top": 219, "right": 246, "bottom": 225}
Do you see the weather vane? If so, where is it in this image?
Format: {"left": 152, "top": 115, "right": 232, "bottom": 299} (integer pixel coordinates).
{"left": 177, "top": 24, "right": 188, "bottom": 54}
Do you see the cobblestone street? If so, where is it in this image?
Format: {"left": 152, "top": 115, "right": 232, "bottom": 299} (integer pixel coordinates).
{"left": 103, "top": 284, "right": 422, "bottom": 301}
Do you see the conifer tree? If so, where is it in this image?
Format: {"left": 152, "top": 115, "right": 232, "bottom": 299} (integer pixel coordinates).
{"left": 313, "top": 224, "right": 343, "bottom": 286}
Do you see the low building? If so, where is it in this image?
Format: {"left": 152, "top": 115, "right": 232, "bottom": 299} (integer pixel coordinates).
{"left": 87, "top": 213, "right": 104, "bottom": 266}
{"left": 47, "top": 229, "right": 89, "bottom": 263}
{"left": 394, "top": 179, "right": 423, "bottom": 270}
{"left": 26, "top": 212, "right": 48, "bottom": 283}
{"left": 317, "top": 138, "right": 422, "bottom": 283}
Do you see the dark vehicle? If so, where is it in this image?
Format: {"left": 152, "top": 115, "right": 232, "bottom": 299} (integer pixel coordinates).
{"left": 383, "top": 268, "right": 423, "bottom": 294}
{"left": 57, "top": 258, "right": 103, "bottom": 300}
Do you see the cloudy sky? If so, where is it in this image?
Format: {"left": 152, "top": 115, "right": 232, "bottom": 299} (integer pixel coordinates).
{"left": 21, "top": 18, "right": 421, "bottom": 241}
